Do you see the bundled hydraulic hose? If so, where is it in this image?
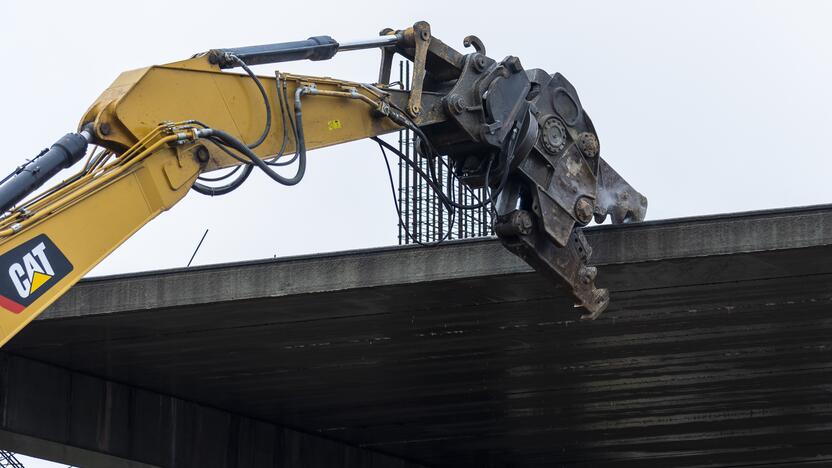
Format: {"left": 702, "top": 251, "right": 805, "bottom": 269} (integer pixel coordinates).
{"left": 192, "top": 54, "right": 305, "bottom": 195}
{"left": 200, "top": 128, "right": 306, "bottom": 186}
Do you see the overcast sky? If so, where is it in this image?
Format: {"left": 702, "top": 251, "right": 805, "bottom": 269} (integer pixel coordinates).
{"left": 2, "top": 0, "right": 832, "bottom": 464}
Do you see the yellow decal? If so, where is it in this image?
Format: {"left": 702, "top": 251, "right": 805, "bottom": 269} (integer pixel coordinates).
{"left": 327, "top": 119, "right": 342, "bottom": 130}
{"left": 29, "top": 271, "right": 52, "bottom": 295}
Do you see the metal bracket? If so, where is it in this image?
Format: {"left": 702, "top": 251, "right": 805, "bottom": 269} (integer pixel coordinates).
{"left": 407, "top": 21, "right": 431, "bottom": 117}
{"left": 377, "top": 28, "right": 396, "bottom": 85}
{"left": 495, "top": 207, "right": 609, "bottom": 320}
{"left": 593, "top": 158, "right": 648, "bottom": 224}
{"left": 463, "top": 35, "right": 486, "bottom": 55}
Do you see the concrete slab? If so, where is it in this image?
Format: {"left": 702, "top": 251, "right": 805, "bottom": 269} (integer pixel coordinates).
{"left": 6, "top": 204, "right": 832, "bottom": 467}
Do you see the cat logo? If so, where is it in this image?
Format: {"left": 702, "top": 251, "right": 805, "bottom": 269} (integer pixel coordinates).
{"left": 0, "top": 235, "right": 72, "bottom": 314}
{"left": 9, "top": 242, "right": 55, "bottom": 299}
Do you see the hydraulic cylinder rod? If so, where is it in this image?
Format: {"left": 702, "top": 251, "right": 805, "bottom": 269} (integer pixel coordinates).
{"left": 0, "top": 131, "right": 91, "bottom": 213}
{"left": 209, "top": 34, "right": 401, "bottom": 69}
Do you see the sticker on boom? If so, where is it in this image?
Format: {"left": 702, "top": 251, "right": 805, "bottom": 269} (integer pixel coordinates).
{"left": 0, "top": 235, "right": 72, "bottom": 314}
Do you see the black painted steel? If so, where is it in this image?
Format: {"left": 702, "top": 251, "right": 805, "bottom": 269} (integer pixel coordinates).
{"left": 211, "top": 36, "right": 339, "bottom": 68}
{"left": 0, "top": 133, "right": 88, "bottom": 213}
{"left": 210, "top": 35, "right": 400, "bottom": 69}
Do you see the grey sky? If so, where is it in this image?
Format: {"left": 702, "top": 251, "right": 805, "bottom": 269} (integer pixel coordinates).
{"left": 1, "top": 0, "right": 831, "bottom": 465}
{"left": 4, "top": 1, "right": 832, "bottom": 278}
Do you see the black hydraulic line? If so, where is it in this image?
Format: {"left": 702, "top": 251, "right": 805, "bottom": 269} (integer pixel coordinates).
{"left": 376, "top": 138, "right": 455, "bottom": 246}
{"left": 196, "top": 165, "right": 242, "bottom": 182}
{"left": 266, "top": 74, "right": 300, "bottom": 167}
{"left": 191, "top": 164, "right": 253, "bottom": 196}
{"left": 385, "top": 100, "right": 491, "bottom": 212}
{"left": 372, "top": 137, "right": 455, "bottom": 225}
{"left": 192, "top": 65, "right": 307, "bottom": 195}
{"left": 227, "top": 55, "right": 271, "bottom": 150}
{"left": 428, "top": 126, "right": 516, "bottom": 212}
{"left": 193, "top": 54, "right": 272, "bottom": 195}
{"left": 191, "top": 136, "right": 252, "bottom": 196}
{"left": 265, "top": 73, "right": 294, "bottom": 167}
{"left": 204, "top": 128, "right": 305, "bottom": 186}
{"left": 288, "top": 86, "right": 308, "bottom": 182}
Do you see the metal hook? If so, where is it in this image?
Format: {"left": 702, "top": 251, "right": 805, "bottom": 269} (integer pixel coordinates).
{"left": 463, "top": 35, "right": 486, "bottom": 56}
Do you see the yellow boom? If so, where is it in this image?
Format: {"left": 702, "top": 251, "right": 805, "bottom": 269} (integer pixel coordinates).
{"left": 0, "top": 22, "right": 647, "bottom": 346}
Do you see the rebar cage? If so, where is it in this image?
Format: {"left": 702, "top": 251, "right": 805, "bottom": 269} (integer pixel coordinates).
{"left": 395, "top": 61, "right": 492, "bottom": 245}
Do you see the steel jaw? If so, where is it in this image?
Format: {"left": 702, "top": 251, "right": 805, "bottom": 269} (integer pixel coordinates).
{"left": 492, "top": 71, "right": 647, "bottom": 320}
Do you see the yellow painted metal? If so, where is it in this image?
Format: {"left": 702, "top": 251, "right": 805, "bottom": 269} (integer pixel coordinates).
{"left": 81, "top": 55, "right": 399, "bottom": 170}
{"left": 0, "top": 54, "right": 404, "bottom": 347}
{"left": 0, "top": 136, "right": 198, "bottom": 346}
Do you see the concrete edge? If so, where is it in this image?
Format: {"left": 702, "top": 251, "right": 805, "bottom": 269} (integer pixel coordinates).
{"left": 42, "top": 204, "right": 832, "bottom": 320}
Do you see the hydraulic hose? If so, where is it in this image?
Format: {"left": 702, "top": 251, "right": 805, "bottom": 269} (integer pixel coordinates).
{"left": 190, "top": 164, "right": 254, "bottom": 196}
{"left": 292, "top": 86, "right": 308, "bottom": 174}
{"left": 202, "top": 128, "right": 306, "bottom": 186}
{"left": 191, "top": 52, "right": 272, "bottom": 196}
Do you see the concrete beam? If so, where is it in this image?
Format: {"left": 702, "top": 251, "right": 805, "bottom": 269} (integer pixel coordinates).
{"left": 0, "top": 431, "right": 158, "bottom": 468}
{"left": 8, "top": 205, "right": 832, "bottom": 467}
{"left": 41, "top": 204, "right": 832, "bottom": 321}
{"left": 0, "top": 354, "right": 424, "bottom": 468}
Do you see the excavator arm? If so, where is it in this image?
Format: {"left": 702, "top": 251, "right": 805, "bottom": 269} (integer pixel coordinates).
{"left": 0, "top": 22, "right": 646, "bottom": 347}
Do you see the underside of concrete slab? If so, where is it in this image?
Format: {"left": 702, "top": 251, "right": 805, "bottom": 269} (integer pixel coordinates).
{"left": 5, "top": 205, "right": 832, "bottom": 467}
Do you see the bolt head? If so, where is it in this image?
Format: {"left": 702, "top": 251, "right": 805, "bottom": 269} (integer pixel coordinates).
{"left": 194, "top": 146, "right": 210, "bottom": 163}
{"left": 578, "top": 132, "right": 599, "bottom": 158}
{"left": 471, "top": 53, "right": 487, "bottom": 73}
{"left": 540, "top": 116, "right": 566, "bottom": 155}
{"left": 447, "top": 95, "right": 466, "bottom": 114}
{"left": 574, "top": 197, "right": 594, "bottom": 224}
{"left": 374, "top": 101, "right": 391, "bottom": 117}
{"left": 504, "top": 56, "right": 523, "bottom": 74}
{"left": 514, "top": 211, "right": 534, "bottom": 235}
{"left": 579, "top": 266, "right": 598, "bottom": 284}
